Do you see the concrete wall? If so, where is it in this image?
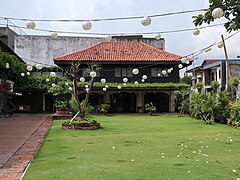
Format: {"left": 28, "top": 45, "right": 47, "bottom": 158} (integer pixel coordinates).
{"left": 0, "top": 27, "right": 17, "bottom": 51}
{"left": 14, "top": 35, "right": 165, "bottom": 66}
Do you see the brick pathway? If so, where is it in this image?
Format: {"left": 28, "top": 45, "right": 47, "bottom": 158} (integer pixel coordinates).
{"left": 0, "top": 114, "right": 52, "bottom": 180}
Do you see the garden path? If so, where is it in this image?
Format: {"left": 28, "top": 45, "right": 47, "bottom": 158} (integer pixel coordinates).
{"left": 0, "top": 114, "right": 51, "bottom": 180}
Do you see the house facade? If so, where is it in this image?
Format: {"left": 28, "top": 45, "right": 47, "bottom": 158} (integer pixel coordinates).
{"left": 187, "top": 59, "right": 240, "bottom": 92}
{"left": 54, "top": 41, "right": 186, "bottom": 113}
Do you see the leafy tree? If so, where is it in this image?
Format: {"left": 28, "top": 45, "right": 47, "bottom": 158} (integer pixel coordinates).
{"left": 193, "top": 0, "right": 240, "bottom": 32}
{"left": 180, "top": 76, "right": 192, "bottom": 85}
{"left": 229, "top": 76, "right": 240, "bottom": 100}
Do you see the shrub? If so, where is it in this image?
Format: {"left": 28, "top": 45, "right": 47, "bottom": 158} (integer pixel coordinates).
{"left": 145, "top": 102, "right": 156, "bottom": 113}
{"left": 229, "top": 100, "right": 240, "bottom": 127}
{"left": 55, "top": 100, "right": 69, "bottom": 109}
{"left": 99, "top": 104, "right": 111, "bottom": 113}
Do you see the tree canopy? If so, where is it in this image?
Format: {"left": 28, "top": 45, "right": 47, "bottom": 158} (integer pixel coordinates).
{"left": 193, "top": 0, "right": 240, "bottom": 32}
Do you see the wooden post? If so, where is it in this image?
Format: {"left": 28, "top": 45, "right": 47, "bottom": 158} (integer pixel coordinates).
{"left": 221, "top": 35, "right": 231, "bottom": 91}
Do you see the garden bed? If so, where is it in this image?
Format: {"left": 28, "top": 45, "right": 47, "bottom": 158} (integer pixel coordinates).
{"left": 62, "top": 122, "right": 100, "bottom": 130}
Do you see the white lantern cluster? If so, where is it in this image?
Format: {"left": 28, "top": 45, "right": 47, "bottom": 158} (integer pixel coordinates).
{"left": 155, "top": 33, "right": 161, "bottom": 40}
{"left": 21, "top": 73, "right": 25, "bottom": 77}
{"left": 82, "top": 21, "right": 92, "bottom": 30}
{"left": 105, "top": 35, "right": 112, "bottom": 41}
{"left": 212, "top": 8, "right": 224, "bottom": 19}
{"left": 26, "top": 21, "right": 36, "bottom": 29}
{"left": 51, "top": 32, "right": 58, "bottom": 40}
{"left": 36, "top": 64, "right": 43, "bottom": 70}
{"left": 27, "top": 65, "right": 33, "bottom": 71}
{"left": 181, "top": 57, "right": 188, "bottom": 64}
{"left": 132, "top": 68, "right": 139, "bottom": 75}
{"left": 123, "top": 78, "right": 128, "bottom": 83}
{"left": 80, "top": 77, "right": 85, "bottom": 82}
{"left": 26, "top": 72, "right": 30, "bottom": 76}
{"left": 90, "top": 71, "right": 96, "bottom": 78}
{"left": 101, "top": 78, "right": 106, "bottom": 83}
{"left": 5, "top": 63, "right": 9, "bottom": 69}
{"left": 167, "top": 68, "right": 173, "bottom": 73}
{"left": 141, "top": 16, "right": 151, "bottom": 26}
{"left": 50, "top": 72, "right": 56, "bottom": 77}
{"left": 193, "top": 28, "right": 200, "bottom": 36}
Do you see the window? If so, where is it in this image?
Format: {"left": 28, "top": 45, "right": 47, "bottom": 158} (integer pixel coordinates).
{"left": 151, "top": 68, "right": 168, "bottom": 77}
{"left": 115, "top": 67, "right": 132, "bottom": 77}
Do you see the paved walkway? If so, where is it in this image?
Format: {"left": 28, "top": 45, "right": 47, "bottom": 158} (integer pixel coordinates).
{"left": 0, "top": 114, "right": 52, "bottom": 180}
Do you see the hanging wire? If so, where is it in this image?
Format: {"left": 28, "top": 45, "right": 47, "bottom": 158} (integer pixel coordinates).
{"left": 0, "top": 8, "right": 207, "bottom": 22}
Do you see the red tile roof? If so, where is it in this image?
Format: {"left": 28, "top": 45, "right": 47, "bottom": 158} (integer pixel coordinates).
{"left": 53, "top": 42, "right": 182, "bottom": 62}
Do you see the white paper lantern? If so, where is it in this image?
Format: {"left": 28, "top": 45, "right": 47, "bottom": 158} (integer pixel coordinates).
{"left": 105, "top": 85, "right": 109, "bottom": 88}
{"left": 80, "top": 77, "right": 85, "bottom": 82}
{"left": 141, "top": 79, "right": 145, "bottom": 83}
{"left": 51, "top": 32, "right": 58, "bottom": 40}
{"left": 65, "top": 82, "right": 69, "bottom": 86}
{"left": 82, "top": 21, "right": 92, "bottom": 30}
{"left": 132, "top": 68, "right": 139, "bottom": 75}
{"left": 85, "top": 85, "right": 89, "bottom": 88}
{"left": 205, "top": 48, "right": 212, "bottom": 52}
{"left": 26, "top": 21, "right": 36, "bottom": 29}
{"left": 36, "top": 64, "right": 43, "bottom": 70}
{"left": 186, "top": 60, "right": 190, "bottom": 65}
{"left": 155, "top": 33, "right": 161, "bottom": 40}
{"left": 51, "top": 83, "right": 56, "bottom": 87}
{"left": 157, "top": 73, "right": 161, "bottom": 77}
{"left": 170, "top": 68, "right": 173, "bottom": 71}
{"left": 167, "top": 69, "right": 172, "bottom": 73}
{"left": 178, "top": 64, "right": 183, "bottom": 69}
{"left": 217, "top": 43, "right": 224, "bottom": 48}
{"left": 142, "top": 75, "right": 147, "bottom": 80}
{"left": 103, "top": 87, "right": 107, "bottom": 92}
{"left": 117, "top": 85, "right": 122, "bottom": 89}
{"left": 134, "top": 81, "right": 138, "bottom": 85}
{"left": 21, "top": 73, "right": 25, "bottom": 77}
{"left": 46, "top": 78, "right": 50, "bottom": 82}
{"left": 193, "top": 29, "right": 200, "bottom": 35}
{"left": 212, "top": 8, "right": 224, "bottom": 19}
{"left": 90, "top": 71, "right": 96, "bottom": 78}
{"left": 26, "top": 72, "right": 30, "bottom": 76}
{"left": 68, "top": 87, "right": 73, "bottom": 91}
{"left": 162, "top": 70, "right": 167, "bottom": 75}
{"left": 5, "top": 63, "right": 9, "bottom": 69}
{"left": 123, "top": 83, "right": 127, "bottom": 86}
{"left": 105, "top": 35, "right": 112, "bottom": 41}
{"left": 101, "top": 78, "right": 106, "bottom": 83}
{"left": 27, "top": 65, "right": 33, "bottom": 71}
{"left": 50, "top": 72, "right": 56, "bottom": 77}
{"left": 123, "top": 78, "right": 128, "bottom": 83}
{"left": 141, "top": 16, "right": 151, "bottom": 26}
{"left": 181, "top": 57, "right": 188, "bottom": 64}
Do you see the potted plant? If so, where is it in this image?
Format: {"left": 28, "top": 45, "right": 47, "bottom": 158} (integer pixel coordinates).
{"left": 99, "top": 104, "right": 111, "bottom": 114}
{"left": 55, "top": 100, "right": 70, "bottom": 114}
{"left": 145, "top": 102, "right": 156, "bottom": 115}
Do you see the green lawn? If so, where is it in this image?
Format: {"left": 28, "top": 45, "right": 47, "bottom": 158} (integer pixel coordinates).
{"left": 23, "top": 115, "right": 240, "bottom": 180}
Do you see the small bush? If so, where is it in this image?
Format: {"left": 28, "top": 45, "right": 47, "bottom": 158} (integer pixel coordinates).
{"left": 145, "top": 102, "right": 156, "bottom": 113}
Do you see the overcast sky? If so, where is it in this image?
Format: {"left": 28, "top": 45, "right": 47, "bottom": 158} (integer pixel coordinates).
{"left": 1, "top": 0, "right": 240, "bottom": 66}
